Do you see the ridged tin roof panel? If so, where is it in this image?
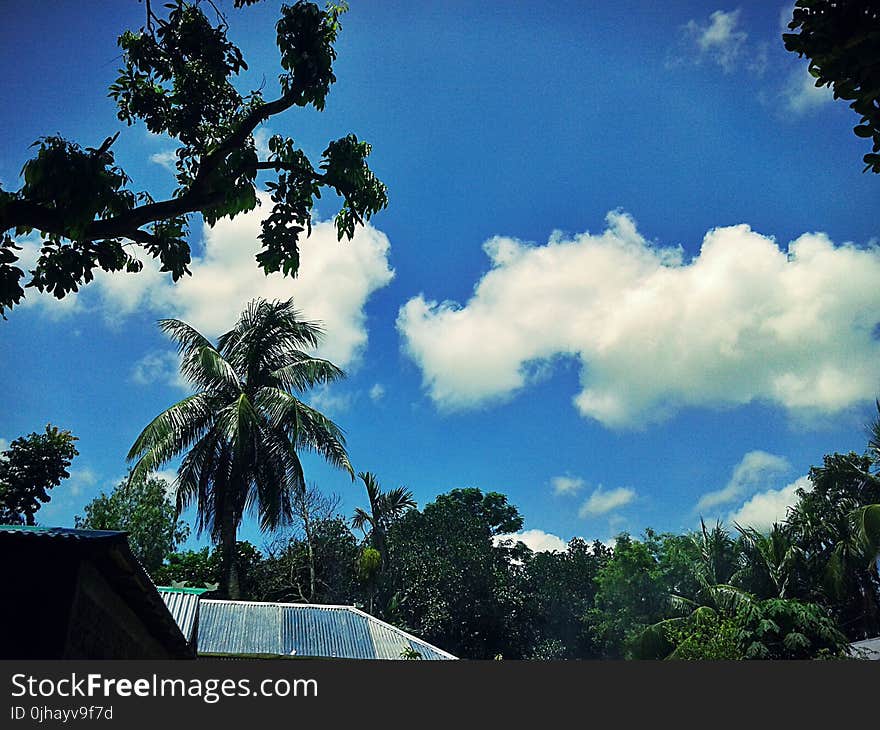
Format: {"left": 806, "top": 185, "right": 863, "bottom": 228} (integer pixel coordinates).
{"left": 158, "top": 590, "right": 201, "bottom": 645}
{"left": 197, "top": 600, "right": 455, "bottom": 660}
{"left": 198, "top": 601, "right": 282, "bottom": 655}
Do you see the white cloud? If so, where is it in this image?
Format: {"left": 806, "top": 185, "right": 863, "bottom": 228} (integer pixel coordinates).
{"left": 66, "top": 467, "right": 98, "bottom": 498}
{"left": 495, "top": 528, "right": 569, "bottom": 553}
{"left": 131, "top": 350, "right": 190, "bottom": 390}
{"left": 368, "top": 383, "right": 386, "bottom": 402}
{"left": 697, "top": 450, "right": 790, "bottom": 512}
{"left": 307, "top": 385, "right": 354, "bottom": 417}
{"left": 0, "top": 438, "right": 7, "bottom": 452}
{"left": 728, "top": 475, "right": 811, "bottom": 530}
{"left": 551, "top": 475, "right": 584, "bottom": 496}
{"left": 784, "top": 65, "right": 833, "bottom": 114}
{"left": 149, "top": 149, "right": 177, "bottom": 172}
{"left": 19, "top": 193, "right": 395, "bottom": 370}
{"left": 579, "top": 486, "right": 636, "bottom": 518}
{"left": 398, "top": 212, "right": 880, "bottom": 428}
{"left": 683, "top": 9, "right": 748, "bottom": 73}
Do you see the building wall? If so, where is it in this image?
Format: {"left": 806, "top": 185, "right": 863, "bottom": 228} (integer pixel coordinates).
{"left": 64, "top": 559, "right": 175, "bottom": 659}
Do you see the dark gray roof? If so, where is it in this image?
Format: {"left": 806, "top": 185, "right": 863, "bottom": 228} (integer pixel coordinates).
{"left": 0, "top": 525, "right": 192, "bottom": 658}
{"left": 197, "top": 600, "right": 456, "bottom": 660}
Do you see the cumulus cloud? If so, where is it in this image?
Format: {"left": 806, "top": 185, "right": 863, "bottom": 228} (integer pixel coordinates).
{"left": 784, "top": 65, "right": 833, "bottom": 114}
{"left": 398, "top": 211, "right": 880, "bottom": 428}
{"left": 697, "top": 450, "right": 791, "bottom": 512}
{"left": 19, "top": 193, "right": 395, "bottom": 370}
{"left": 579, "top": 486, "right": 636, "bottom": 518}
{"left": 683, "top": 9, "right": 748, "bottom": 73}
{"left": 369, "top": 383, "right": 386, "bottom": 402}
{"left": 495, "top": 529, "right": 569, "bottom": 553}
{"left": 551, "top": 475, "right": 584, "bottom": 496}
{"left": 728, "top": 475, "right": 811, "bottom": 530}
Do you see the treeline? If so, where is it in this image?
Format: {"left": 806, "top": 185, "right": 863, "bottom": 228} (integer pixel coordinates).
{"left": 79, "top": 443, "right": 880, "bottom": 660}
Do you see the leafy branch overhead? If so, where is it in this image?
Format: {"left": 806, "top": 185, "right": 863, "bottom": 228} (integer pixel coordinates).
{"left": 783, "top": 0, "right": 880, "bottom": 173}
{"left": 0, "top": 0, "right": 388, "bottom": 315}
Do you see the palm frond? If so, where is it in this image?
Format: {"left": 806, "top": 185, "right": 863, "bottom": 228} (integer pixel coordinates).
{"left": 127, "top": 393, "right": 215, "bottom": 481}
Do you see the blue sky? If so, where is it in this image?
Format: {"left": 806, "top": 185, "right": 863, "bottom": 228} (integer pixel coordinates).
{"left": 1, "top": 1, "right": 878, "bottom": 553}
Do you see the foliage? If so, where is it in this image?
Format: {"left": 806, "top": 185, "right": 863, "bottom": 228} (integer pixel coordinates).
{"left": 260, "top": 486, "right": 359, "bottom": 604}
{"left": 734, "top": 522, "right": 805, "bottom": 599}
{"left": 786, "top": 451, "right": 880, "bottom": 638}
{"left": 127, "top": 297, "right": 352, "bottom": 599}
{"left": 0, "top": 0, "right": 387, "bottom": 315}
{"left": 384, "top": 488, "right": 530, "bottom": 659}
{"left": 75, "top": 471, "right": 190, "bottom": 573}
{"left": 666, "top": 609, "right": 743, "bottom": 660}
{"left": 585, "top": 533, "right": 670, "bottom": 658}
{"left": 737, "top": 599, "right": 849, "bottom": 660}
{"left": 152, "top": 540, "right": 264, "bottom": 598}
{"left": 351, "top": 471, "right": 415, "bottom": 568}
{"left": 0, "top": 425, "right": 78, "bottom": 525}
{"left": 520, "top": 538, "right": 611, "bottom": 659}
{"left": 783, "top": 0, "right": 880, "bottom": 172}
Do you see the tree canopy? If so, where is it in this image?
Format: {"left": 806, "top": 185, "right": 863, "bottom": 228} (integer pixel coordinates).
{"left": 0, "top": 425, "right": 78, "bottom": 525}
{"left": 75, "top": 471, "right": 190, "bottom": 572}
{"left": 0, "top": 0, "right": 387, "bottom": 316}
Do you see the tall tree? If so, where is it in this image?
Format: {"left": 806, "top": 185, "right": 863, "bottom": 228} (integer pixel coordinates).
{"left": 127, "top": 297, "right": 353, "bottom": 599}
{"left": 786, "top": 451, "right": 880, "bottom": 638}
{"left": 0, "top": 425, "right": 78, "bottom": 525}
{"left": 783, "top": 0, "right": 880, "bottom": 172}
{"left": 351, "top": 471, "right": 415, "bottom": 569}
{"left": 520, "top": 538, "right": 612, "bottom": 659}
{"left": 385, "top": 488, "right": 528, "bottom": 659}
{"left": 75, "top": 471, "right": 190, "bottom": 573}
{"left": 0, "top": 0, "right": 387, "bottom": 315}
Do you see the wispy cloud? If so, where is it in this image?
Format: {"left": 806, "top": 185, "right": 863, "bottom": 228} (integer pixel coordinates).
{"left": 369, "top": 383, "right": 386, "bottom": 402}
{"left": 783, "top": 64, "right": 833, "bottom": 114}
{"left": 308, "top": 385, "right": 355, "bottom": 417}
{"left": 551, "top": 475, "right": 584, "bottom": 496}
{"left": 579, "top": 486, "right": 636, "bottom": 518}
{"left": 681, "top": 9, "right": 748, "bottom": 73}
{"left": 131, "top": 350, "right": 190, "bottom": 390}
{"left": 697, "top": 450, "right": 790, "bottom": 512}
{"left": 149, "top": 149, "right": 177, "bottom": 172}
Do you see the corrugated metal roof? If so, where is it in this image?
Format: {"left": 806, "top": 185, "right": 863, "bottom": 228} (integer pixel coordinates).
{"left": 0, "top": 525, "right": 128, "bottom": 541}
{"left": 198, "top": 600, "right": 456, "bottom": 660}
{"left": 850, "top": 637, "right": 880, "bottom": 659}
{"left": 158, "top": 589, "right": 201, "bottom": 646}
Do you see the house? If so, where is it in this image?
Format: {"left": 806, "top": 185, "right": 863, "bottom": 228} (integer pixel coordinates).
{"left": 0, "top": 526, "right": 192, "bottom": 659}
{"left": 158, "top": 588, "right": 456, "bottom": 660}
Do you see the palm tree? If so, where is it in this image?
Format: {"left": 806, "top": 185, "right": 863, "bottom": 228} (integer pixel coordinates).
{"left": 733, "top": 522, "right": 804, "bottom": 599}
{"left": 351, "top": 471, "right": 415, "bottom": 569}
{"left": 635, "top": 520, "right": 753, "bottom": 658}
{"left": 351, "top": 471, "right": 414, "bottom": 615}
{"left": 127, "top": 298, "right": 353, "bottom": 599}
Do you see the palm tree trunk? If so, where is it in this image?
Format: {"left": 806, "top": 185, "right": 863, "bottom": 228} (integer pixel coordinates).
{"left": 219, "top": 503, "right": 241, "bottom": 600}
